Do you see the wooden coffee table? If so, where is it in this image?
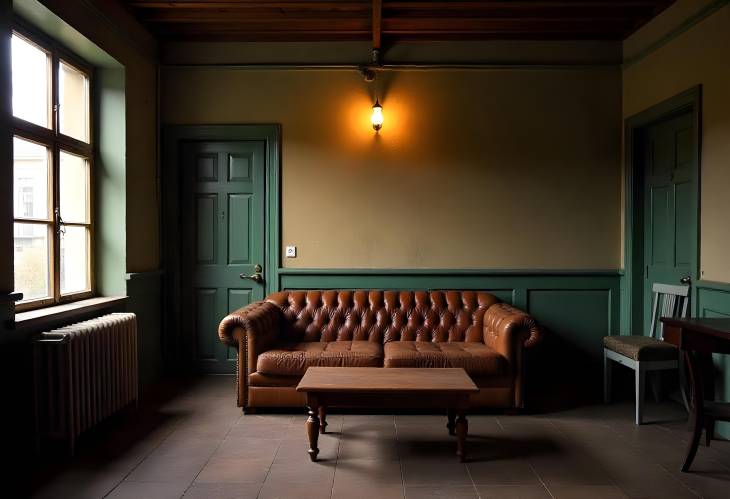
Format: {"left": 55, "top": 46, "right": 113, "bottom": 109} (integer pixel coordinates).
{"left": 296, "top": 367, "right": 479, "bottom": 462}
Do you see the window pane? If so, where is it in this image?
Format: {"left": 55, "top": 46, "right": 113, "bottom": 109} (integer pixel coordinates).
{"left": 61, "top": 226, "right": 89, "bottom": 295}
{"left": 11, "top": 34, "right": 50, "bottom": 128}
{"left": 14, "top": 223, "right": 51, "bottom": 301}
{"left": 13, "top": 137, "right": 50, "bottom": 220}
{"left": 60, "top": 151, "right": 89, "bottom": 223}
{"left": 59, "top": 61, "right": 90, "bottom": 142}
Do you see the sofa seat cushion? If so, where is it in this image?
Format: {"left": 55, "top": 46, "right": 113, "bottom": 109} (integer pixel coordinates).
{"left": 249, "top": 372, "right": 301, "bottom": 387}
{"left": 257, "top": 341, "right": 384, "bottom": 376}
{"left": 603, "top": 335, "right": 678, "bottom": 361}
{"left": 384, "top": 341, "right": 507, "bottom": 376}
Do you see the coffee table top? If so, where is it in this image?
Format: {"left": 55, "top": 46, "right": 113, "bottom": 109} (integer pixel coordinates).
{"left": 296, "top": 367, "right": 478, "bottom": 393}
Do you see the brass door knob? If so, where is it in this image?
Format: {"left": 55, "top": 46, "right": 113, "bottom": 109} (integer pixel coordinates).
{"left": 240, "top": 272, "right": 264, "bottom": 284}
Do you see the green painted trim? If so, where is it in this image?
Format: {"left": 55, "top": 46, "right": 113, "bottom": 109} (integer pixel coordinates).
{"left": 694, "top": 280, "right": 730, "bottom": 293}
{"left": 276, "top": 269, "right": 622, "bottom": 358}
{"left": 162, "top": 124, "right": 281, "bottom": 295}
{"left": 621, "top": 86, "right": 701, "bottom": 335}
{"left": 161, "top": 124, "right": 281, "bottom": 368}
{"left": 623, "top": 0, "right": 730, "bottom": 68}
{"left": 277, "top": 268, "right": 622, "bottom": 277}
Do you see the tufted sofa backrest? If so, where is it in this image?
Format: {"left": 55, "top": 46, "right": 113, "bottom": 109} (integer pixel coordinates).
{"left": 265, "top": 290, "right": 499, "bottom": 344}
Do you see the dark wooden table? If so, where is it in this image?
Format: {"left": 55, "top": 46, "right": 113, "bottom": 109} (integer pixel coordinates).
{"left": 661, "top": 317, "right": 730, "bottom": 472}
{"left": 296, "top": 367, "right": 479, "bottom": 462}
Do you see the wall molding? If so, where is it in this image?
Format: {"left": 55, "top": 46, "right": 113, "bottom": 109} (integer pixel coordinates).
{"left": 275, "top": 267, "right": 622, "bottom": 358}
{"left": 278, "top": 268, "right": 622, "bottom": 277}
{"left": 623, "top": 0, "right": 730, "bottom": 68}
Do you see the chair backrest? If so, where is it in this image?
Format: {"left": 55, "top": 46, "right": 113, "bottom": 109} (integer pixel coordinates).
{"left": 649, "top": 283, "right": 690, "bottom": 340}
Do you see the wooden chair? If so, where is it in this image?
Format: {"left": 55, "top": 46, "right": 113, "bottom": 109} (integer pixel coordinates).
{"left": 603, "top": 283, "right": 690, "bottom": 425}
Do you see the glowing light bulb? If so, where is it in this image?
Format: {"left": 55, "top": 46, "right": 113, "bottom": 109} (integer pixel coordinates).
{"left": 371, "top": 98, "right": 383, "bottom": 131}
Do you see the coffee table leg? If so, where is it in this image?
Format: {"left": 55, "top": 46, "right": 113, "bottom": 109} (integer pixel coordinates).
{"left": 447, "top": 409, "right": 456, "bottom": 436}
{"left": 456, "top": 411, "right": 468, "bottom": 462}
{"left": 306, "top": 406, "right": 320, "bottom": 461}
{"left": 319, "top": 406, "right": 328, "bottom": 434}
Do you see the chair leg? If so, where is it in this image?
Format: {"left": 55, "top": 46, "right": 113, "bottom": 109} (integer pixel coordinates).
{"left": 678, "top": 351, "right": 691, "bottom": 414}
{"left": 603, "top": 350, "right": 611, "bottom": 404}
{"left": 650, "top": 371, "right": 662, "bottom": 403}
{"left": 635, "top": 365, "right": 645, "bottom": 425}
{"left": 705, "top": 418, "right": 715, "bottom": 447}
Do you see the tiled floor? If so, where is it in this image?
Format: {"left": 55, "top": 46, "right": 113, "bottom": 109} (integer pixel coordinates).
{"left": 26, "top": 376, "right": 730, "bottom": 499}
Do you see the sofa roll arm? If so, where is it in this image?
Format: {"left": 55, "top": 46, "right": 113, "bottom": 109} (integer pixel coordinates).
{"left": 218, "top": 300, "right": 282, "bottom": 350}
{"left": 483, "top": 303, "right": 542, "bottom": 352}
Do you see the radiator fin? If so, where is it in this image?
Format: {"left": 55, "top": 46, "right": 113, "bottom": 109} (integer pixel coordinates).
{"left": 34, "top": 313, "right": 138, "bottom": 455}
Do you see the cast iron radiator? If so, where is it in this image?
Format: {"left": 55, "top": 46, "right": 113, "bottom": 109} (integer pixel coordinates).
{"left": 33, "top": 313, "right": 138, "bottom": 455}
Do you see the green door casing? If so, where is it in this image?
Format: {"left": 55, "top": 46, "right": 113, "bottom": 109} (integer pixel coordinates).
{"left": 181, "top": 141, "right": 266, "bottom": 373}
{"left": 642, "top": 111, "right": 697, "bottom": 335}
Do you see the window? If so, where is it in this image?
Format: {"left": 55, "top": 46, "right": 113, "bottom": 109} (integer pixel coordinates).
{"left": 12, "top": 28, "right": 93, "bottom": 310}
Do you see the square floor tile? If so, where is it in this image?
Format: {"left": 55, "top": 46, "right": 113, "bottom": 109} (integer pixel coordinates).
{"left": 182, "top": 482, "right": 261, "bottom": 499}
{"left": 476, "top": 485, "right": 552, "bottom": 499}
{"left": 106, "top": 481, "right": 189, "bottom": 499}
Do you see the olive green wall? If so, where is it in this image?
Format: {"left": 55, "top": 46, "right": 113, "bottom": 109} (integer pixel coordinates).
{"left": 161, "top": 50, "right": 622, "bottom": 269}
{"left": 32, "top": 0, "right": 160, "bottom": 273}
{"left": 623, "top": 0, "right": 730, "bottom": 437}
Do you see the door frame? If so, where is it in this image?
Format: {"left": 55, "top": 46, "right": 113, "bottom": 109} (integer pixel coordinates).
{"left": 622, "top": 86, "right": 701, "bottom": 335}
{"left": 161, "top": 124, "right": 281, "bottom": 370}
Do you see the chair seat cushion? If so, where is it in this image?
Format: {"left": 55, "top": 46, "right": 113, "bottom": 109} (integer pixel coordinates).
{"left": 603, "top": 335, "right": 678, "bottom": 361}
{"left": 257, "top": 341, "right": 383, "bottom": 376}
{"left": 383, "top": 341, "right": 507, "bottom": 376}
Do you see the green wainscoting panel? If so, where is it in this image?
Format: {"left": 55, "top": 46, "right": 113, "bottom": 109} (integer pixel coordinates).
{"left": 695, "top": 280, "right": 730, "bottom": 439}
{"left": 277, "top": 268, "right": 621, "bottom": 360}
{"left": 126, "top": 271, "right": 163, "bottom": 387}
{"left": 528, "top": 289, "right": 612, "bottom": 358}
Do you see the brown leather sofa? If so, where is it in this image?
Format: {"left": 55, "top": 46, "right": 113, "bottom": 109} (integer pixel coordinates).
{"left": 218, "top": 290, "right": 542, "bottom": 412}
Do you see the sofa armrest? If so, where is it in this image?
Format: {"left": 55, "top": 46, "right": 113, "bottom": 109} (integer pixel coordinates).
{"left": 483, "top": 303, "right": 542, "bottom": 359}
{"left": 218, "top": 300, "right": 282, "bottom": 359}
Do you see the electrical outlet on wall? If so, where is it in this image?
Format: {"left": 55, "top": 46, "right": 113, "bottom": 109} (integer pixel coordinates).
{"left": 285, "top": 246, "right": 297, "bottom": 258}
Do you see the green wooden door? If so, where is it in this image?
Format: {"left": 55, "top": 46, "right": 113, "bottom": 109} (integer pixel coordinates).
{"left": 181, "top": 141, "right": 266, "bottom": 373}
{"left": 643, "top": 112, "right": 696, "bottom": 334}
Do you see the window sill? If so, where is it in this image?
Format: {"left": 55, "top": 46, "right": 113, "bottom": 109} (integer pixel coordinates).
{"left": 13, "top": 296, "right": 128, "bottom": 333}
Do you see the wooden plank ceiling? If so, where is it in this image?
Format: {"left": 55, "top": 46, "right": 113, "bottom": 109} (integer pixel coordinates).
{"left": 122, "top": 0, "right": 675, "bottom": 42}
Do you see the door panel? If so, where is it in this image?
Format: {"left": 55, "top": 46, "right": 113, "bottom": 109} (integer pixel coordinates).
{"left": 674, "top": 181, "right": 692, "bottom": 266}
{"left": 649, "top": 187, "right": 671, "bottom": 265}
{"left": 643, "top": 112, "right": 696, "bottom": 335}
{"left": 195, "top": 194, "right": 217, "bottom": 264}
{"left": 228, "top": 194, "right": 251, "bottom": 264}
{"left": 182, "top": 141, "right": 266, "bottom": 373}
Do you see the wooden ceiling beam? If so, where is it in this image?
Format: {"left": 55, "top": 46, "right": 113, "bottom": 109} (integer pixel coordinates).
{"left": 141, "top": 17, "right": 635, "bottom": 30}
{"left": 121, "top": 0, "right": 675, "bottom": 42}
{"left": 373, "top": 0, "right": 382, "bottom": 49}
{"left": 140, "top": 11, "right": 370, "bottom": 22}
{"left": 127, "top": 1, "right": 370, "bottom": 9}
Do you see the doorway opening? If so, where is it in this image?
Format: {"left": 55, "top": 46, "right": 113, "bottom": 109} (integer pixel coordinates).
{"left": 623, "top": 86, "right": 701, "bottom": 336}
